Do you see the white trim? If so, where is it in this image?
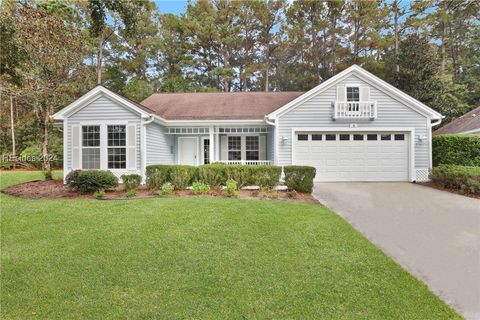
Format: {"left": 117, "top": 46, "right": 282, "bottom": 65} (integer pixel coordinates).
{"left": 140, "top": 119, "right": 147, "bottom": 182}
{"left": 291, "top": 127, "right": 415, "bottom": 182}
{"left": 267, "top": 65, "right": 442, "bottom": 120}
{"left": 52, "top": 86, "right": 152, "bottom": 120}
{"left": 209, "top": 126, "right": 215, "bottom": 163}
{"left": 200, "top": 136, "right": 210, "bottom": 165}
{"left": 178, "top": 136, "right": 199, "bottom": 166}
{"left": 63, "top": 118, "right": 68, "bottom": 183}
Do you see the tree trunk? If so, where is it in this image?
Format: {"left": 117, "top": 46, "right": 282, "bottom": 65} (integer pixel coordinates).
{"left": 9, "top": 96, "right": 16, "bottom": 166}
{"left": 42, "top": 108, "right": 52, "bottom": 180}
{"left": 440, "top": 21, "right": 446, "bottom": 75}
{"left": 264, "top": 49, "right": 270, "bottom": 92}
{"left": 394, "top": 0, "right": 399, "bottom": 73}
{"left": 331, "top": 15, "right": 337, "bottom": 76}
{"left": 96, "top": 31, "right": 104, "bottom": 85}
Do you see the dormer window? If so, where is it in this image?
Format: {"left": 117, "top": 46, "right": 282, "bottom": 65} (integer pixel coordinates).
{"left": 346, "top": 87, "right": 360, "bottom": 102}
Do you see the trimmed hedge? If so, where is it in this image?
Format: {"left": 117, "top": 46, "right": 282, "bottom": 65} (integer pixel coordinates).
{"left": 430, "top": 165, "right": 480, "bottom": 194}
{"left": 67, "top": 170, "right": 118, "bottom": 194}
{"left": 121, "top": 174, "right": 142, "bottom": 192}
{"left": 284, "top": 166, "right": 316, "bottom": 193}
{"left": 146, "top": 165, "right": 197, "bottom": 190}
{"left": 432, "top": 134, "right": 480, "bottom": 166}
{"left": 146, "top": 163, "right": 282, "bottom": 190}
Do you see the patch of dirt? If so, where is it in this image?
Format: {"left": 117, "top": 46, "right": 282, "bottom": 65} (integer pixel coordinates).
{"left": 417, "top": 182, "right": 480, "bottom": 199}
{"left": 2, "top": 179, "right": 319, "bottom": 204}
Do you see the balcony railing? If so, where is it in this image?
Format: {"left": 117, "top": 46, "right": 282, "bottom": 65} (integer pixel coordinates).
{"left": 333, "top": 101, "right": 377, "bottom": 120}
{"left": 217, "top": 160, "right": 272, "bottom": 166}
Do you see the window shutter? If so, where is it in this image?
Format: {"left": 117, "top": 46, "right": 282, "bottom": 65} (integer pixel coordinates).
{"left": 360, "top": 86, "right": 370, "bottom": 102}
{"left": 72, "top": 125, "right": 81, "bottom": 169}
{"left": 220, "top": 136, "right": 228, "bottom": 160}
{"left": 336, "top": 85, "right": 346, "bottom": 102}
{"left": 259, "top": 135, "right": 266, "bottom": 160}
{"left": 126, "top": 124, "right": 137, "bottom": 170}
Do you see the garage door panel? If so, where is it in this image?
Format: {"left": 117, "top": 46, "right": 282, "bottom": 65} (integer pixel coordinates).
{"left": 294, "top": 132, "right": 409, "bottom": 182}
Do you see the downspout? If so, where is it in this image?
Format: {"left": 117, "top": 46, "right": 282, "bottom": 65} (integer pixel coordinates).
{"left": 140, "top": 114, "right": 155, "bottom": 183}
{"left": 265, "top": 116, "right": 282, "bottom": 179}
{"left": 431, "top": 117, "right": 443, "bottom": 127}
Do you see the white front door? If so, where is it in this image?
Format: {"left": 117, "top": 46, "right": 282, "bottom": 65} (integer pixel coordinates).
{"left": 178, "top": 137, "right": 198, "bottom": 165}
{"left": 293, "top": 132, "right": 410, "bottom": 182}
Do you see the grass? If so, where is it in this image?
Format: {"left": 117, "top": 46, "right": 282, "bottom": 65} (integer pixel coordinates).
{"left": 0, "top": 171, "right": 460, "bottom": 319}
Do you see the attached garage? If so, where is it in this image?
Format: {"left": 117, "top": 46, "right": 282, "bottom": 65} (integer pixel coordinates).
{"left": 292, "top": 129, "right": 413, "bottom": 182}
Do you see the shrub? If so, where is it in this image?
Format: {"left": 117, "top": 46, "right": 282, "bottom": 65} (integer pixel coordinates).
{"left": 250, "top": 165, "right": 281, "bottom": 189}
{"left": 170, "top": 165, "right": 197, "bottom": 189}
{"left": 224, "top": 165, "right": 255, "bottom": 187}
{"left": 125, "top": 189, "right": 137, "bottom": 198}
{"left": 75, "top": 170, "right": 118, "bottom": 194}
{"left": 65, "top": 169, "right": 82, "bottom": 190}
{"left": 146, "top": 165, "right": 172, "bottom": 190}
{"left": 160, "top": 182, "right": 174, "bottom": 195}
{"left": 430, "top": 165, "right": 480, "bottom": 194}
{"left": 225, "top": 179, "right": 237, "bottom": 197}
{"left": 146, "top": 165, "right": 197, "bottom": 190}
{"left": 93, "top": 190, "right": 106, "bottom": 199}
{"left": 432, "top": 135, "right": 480, "bottom": 166}
{"left": 198, "top": 164, "right": 227, "bottom": 187}
{"left": 121, "top": 174, "right": 142, "bottom": 192}
{"left": 192, "top": 182, "right": 211, "bottom": 195}
{"left": 284, "top": 166, "right": 316, "bottom": 193}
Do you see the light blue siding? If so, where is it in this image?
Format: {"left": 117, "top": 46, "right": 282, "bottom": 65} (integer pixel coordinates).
{"left": 146, "top": 122, "right": 175, "bottom": 165}
{"left": 276, "top": 74, "right": 430, "bottom": 169}
{"left": 65, "top": 95, "right": 143, "bottom": 177}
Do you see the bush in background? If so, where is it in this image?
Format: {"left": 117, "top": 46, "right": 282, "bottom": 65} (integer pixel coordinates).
{"left": 250, "top": 165, "right": 282, "bottom": 189}
{"left": 170, "top": 166, "right": 198, "bottom": 189}
{"left": 121, "top": 174, "right": 141, "bottom": 192}
{"left": 430, "top": 165, "right": 480, "bottom": 194}
{"left": 192, "top": 182, "right": 211, "bottom": 195}
{"left": 198, "top": 164, "right": 227, "bottom": 187}
{"left": 68, "top": 170, "right": 118, "bottom": 194}
{"left": 65, "top": 169, "right": 82, "bottom": 189}
{"left": 432, "top": 135, "right": 480, "bottom": 166}
{"left": 284, "top": 166, "right": 316, "bottom": 193}
{"left": 146, "top": 165, "right": 173, "bottom": 190}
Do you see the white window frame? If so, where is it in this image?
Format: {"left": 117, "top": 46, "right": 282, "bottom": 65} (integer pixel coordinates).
{"left": 346, "top": 85, "right": 360, "bottom": 102}
{"left": 78, "top": 121, "right": 129, "bottom": 171}
{"left": 81, "top": 125, "right": 101, "bottom": 169}
{"left": 227, "top": 136, "right": 242, "bottom": 161}
{"left": 107, "top": 124, "right": 127, "bottom": 169}
{"left": 201, "top": 136, "right": 210, "bottom": 164}
{"left": 226, "top": 134, "right": 261, "bottom": 161}
{"left": 245, "top": 136, "right": 260, "bottom": 161}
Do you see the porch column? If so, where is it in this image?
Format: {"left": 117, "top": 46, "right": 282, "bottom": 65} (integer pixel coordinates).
{"left": 209, "top": 126, "right": 215, "bottom": 162}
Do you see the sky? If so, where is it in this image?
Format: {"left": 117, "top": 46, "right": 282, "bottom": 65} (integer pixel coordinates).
{"left": 154, "top": 1, "right": 189, "bottom": 15}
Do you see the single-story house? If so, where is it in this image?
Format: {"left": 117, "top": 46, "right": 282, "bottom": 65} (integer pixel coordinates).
{"left": 433, "top": 106, "right": 480, "bottom": 135}
{"left": 52, "top": 65, "right": 443, "bottom": 183}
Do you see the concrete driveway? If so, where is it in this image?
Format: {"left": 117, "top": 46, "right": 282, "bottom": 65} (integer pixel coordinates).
{"left": 314, "top": 182, "right": 480, "bottom": 320}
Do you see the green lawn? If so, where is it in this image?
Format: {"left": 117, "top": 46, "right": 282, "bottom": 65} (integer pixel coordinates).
{"left": 0, "top": 171, "right": 460, "bottom": 319}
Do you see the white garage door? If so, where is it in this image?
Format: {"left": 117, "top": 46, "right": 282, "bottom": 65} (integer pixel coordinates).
{"left": 293, "top": 132, "right": 410, "bottom": 182}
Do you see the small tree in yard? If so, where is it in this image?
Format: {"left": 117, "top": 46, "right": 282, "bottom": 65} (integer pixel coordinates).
{"left": 4, "top": 3, "right": 92, "bottom": 179}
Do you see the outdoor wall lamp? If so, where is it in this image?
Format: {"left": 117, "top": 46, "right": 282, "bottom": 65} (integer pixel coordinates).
{"left": 281, "top": 136, "right": 289, "bottom": 145}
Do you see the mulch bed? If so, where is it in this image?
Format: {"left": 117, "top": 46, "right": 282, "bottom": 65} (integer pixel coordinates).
{"left": 1, "top": 179, "right": 319, "bottom": 204}
{"left": 417, "top": 181, "right": 480, "bottom": 199}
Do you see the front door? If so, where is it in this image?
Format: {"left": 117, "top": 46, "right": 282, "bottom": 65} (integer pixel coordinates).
{"left": 178, "top": 137, "right": 198, "bottom": 165}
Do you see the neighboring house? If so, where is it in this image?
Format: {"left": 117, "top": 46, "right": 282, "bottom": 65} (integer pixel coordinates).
{"left": 433, "top": 106, "right": 480, "bottom": 135}
{"left": 52, "top": 65, "right": 442, "bottom": 183}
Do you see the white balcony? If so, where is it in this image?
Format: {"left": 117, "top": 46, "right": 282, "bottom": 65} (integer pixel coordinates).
{"left": 217, "top": 160, "right": 273, "bottom": 166}
{"left": 333, "top": 101, "right": 377, "bottom": 120}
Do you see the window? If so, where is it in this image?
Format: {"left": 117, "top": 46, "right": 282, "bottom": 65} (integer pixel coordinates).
{"left": 346, "top": 87, "right": 360, "bottom": 102}
{"left": 82, "top": 125, "right": 100, "bottom": 169}
{"left": 297, "top": 134, "right": 308, "bottom": 141}
{"left": 312, "top": 134, "right": 322, "bottom": 141}
{"left": 245, "top": 136, "right": 259, "bottom": 160}
{"left": 340, "top": 134, "right": 350, "bottom": 141}
{"left": 228, "top": 136, "right": 241, "bottom": 160}
{"left": 380, "top": 134, "right": 391, "bottom": 141}
{"left": 203, "top": 139, "right": 210, "bottom": 164}
{"left": 326, "top": 134, "right": 336, "bottom": 141}
{"left": 367, "top": 134, "right": 378, "bottom": 141}
{"left": 394, "top": 134, "right": 405, "bottom": 141}
{"left": 108, "top": 125, "right": 126, "bottom": 169}
{"left": 353, "top": 134, "right": 364, "bottom": 141}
